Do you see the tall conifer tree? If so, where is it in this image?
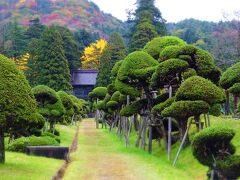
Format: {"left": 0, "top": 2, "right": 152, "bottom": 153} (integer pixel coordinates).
{"left": 53, "top": 26, "right": 80, "bottom": 70}
{"left": 128, "top": 0, "right": 166, "bottom": 52}
{"left": 96, "top": 33, "right": 127, "bottom": 87}
{"left": 34, "top": 27, "right": 72, "bottom": 91}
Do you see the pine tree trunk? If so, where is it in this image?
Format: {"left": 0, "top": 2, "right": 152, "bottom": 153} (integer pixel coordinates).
{"left": 179, "top": 120, "right": 190, "bottom": 145}
{"left": 148, "top": 125, "right": 153, "bottom": 154}
{"left": 133, "top": 114, "right": 139, "bottom": 131}
{"left": 194, "top": 115, "right": 201, "bottom": 131}
{"left": 225, "top": 91, "right": 230, "bottom": 115}
{"left": 135, "top": 117, "right": 143, "bottom": 147}
{"left": 233, "top": 94, "right": 238, "bottom": 113}
{"left": 0, "top": 128, "right": 5, "bottom": 163}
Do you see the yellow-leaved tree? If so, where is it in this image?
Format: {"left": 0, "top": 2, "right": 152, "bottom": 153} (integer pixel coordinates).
{"left": 81, "top": 39, "right": 107, "bottom": 69}
{"left": 13, "top": 53, "right": 30, "bottom": 71}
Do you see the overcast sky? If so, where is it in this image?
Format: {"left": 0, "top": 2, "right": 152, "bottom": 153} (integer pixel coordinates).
{"left": 90, "top": 0, "right": 240, "bottom": 22}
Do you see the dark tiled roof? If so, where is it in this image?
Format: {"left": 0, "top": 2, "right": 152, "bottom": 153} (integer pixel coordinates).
{"left": 71, "top": 69, "right": 98, "bottom": 85}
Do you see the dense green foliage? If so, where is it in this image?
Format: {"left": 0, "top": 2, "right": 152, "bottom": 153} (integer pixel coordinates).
{"left": 1, "top": 21, "right": 28, "bottom": 58}
{"left": 120, "top": 99, "right": 148, "bottom": 117}
{"left": 96, "top": 32, "right": 127, "bottom": 87}
{"left": 0, "top": 54, "right": 37, "bottom": 163}
{"left": 220, "top": 62, "right": 240, "bottom": 89}
{"left": 162, "top": 100, "right": 209, "bottom": 120}
{"left": 90, "top": 87, "right": 108, "bottom": 100}
{"left": 176, "top": 76, "right": 225, "bottom": 105}
{"left": 144, "top": 36, "right": 186, "bottom": 59}
{"left": 7, "top": 136, "right": 59, "bottom": 153}
{"left": 57, "top": 91, "right": 74, "bottom": 123}
{"left": 192, "top": 126, "right": 240, "bottom": 179}
{"left": 209, "top": 104, "right": 222, "bottom": 116}
{"left": 53, "top": 26, "right": 80, "bottom": 70}
{"left": 192, "top": 127, "right": 236, "bottom": 167}
{"left": 34, "top": 27, "right": 72, "bottom": 91}
{"left": 151, "top": 58, "right": 189, "bottom": 88}
{"left": 32, "top": 85, "right": 65, "bottom": 130}
{"left": 216, "top": 155, "right": 240, "bottom": 179}
{"left": 117, "top": 51, "right": 158, "bottom": 88}
{"left": 128, "top": 0, "right": 166, "bottom": 52}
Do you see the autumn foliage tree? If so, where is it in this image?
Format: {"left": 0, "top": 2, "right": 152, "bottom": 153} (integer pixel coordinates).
{"left": 81, "top": 39, "right": 107, "bottom": 69}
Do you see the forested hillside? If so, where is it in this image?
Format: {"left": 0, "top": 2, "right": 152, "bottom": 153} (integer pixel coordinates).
{"left": 0, "top": 0, "right": 126, "bottom": 37}
{"left": 168, "top": 18, "right": 240, "bottom": 70}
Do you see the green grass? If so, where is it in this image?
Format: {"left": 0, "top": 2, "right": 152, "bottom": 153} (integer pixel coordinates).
{"left": 0, "top": 124, "right": 76, "bottom": 180}
{"left": 64, "top": 116, "right": 240, "bottom": 180}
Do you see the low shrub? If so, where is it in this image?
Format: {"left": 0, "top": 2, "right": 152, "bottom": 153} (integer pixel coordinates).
{"left": 192, "top": 127, "right": 235, "bottom": 167}
{"left": 47, "top": 129, "right": 60, "bottom": 136}
{"left": 42, "top": 132, "right": 61, "bottom": 143}
{"left": 7, "top": 136, "right": 59, "bottom": 152}
{"left": 209, "top": 104, "right": 222, "bottom": 116}
{"left": 216, "top": 155, "right": 240, "bottom": 180}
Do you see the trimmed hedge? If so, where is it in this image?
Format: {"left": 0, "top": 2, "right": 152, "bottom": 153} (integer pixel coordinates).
{"left": 228, "top": 83, "right": 240, "bottom": 95}
{"left": 115, "top": 79, "right": 141, "bottom": 97}
{"left": 152, "top": 97, "right": 175, "bottom": 114}
{"left": 117, "top": 51, "right": 158, "bottom": 83}
{"left": 176, "top": 76, "right": 225, "bottom": 105}
{"left": 32, "top": 85, "right": 58, "bottom": 104}
{"left": 120, "top": 99, "right": 148, "bottom": 117}
{"left": 107, "top": 84, "right": 116, "bottom": 95}
{"left": 159, "top": 45, "right": 182, "bottom": 61}
{"left": 161, "top": 100, "right": 209, "bottom": 120}
{"left": 216, "top": 155, "right": 240, "bottom": 180}
{"left": 209, "top": 104, "right": 222, "bottom": 116}
{"left": 220, "top": 62, "right": 240, "bottom": 89}
{"left": 106, "top": 101, "right": 119, "bottom": 110}
{"left": 7, "top": 136, "right": 59, "bottom": 152}
{"left": 111, "top": 91, "right": 121, "bottom": 102}
{"left": 143, "top": 36, "right": 186, "bottom": 59}
{"left": 182, "top": 68, "right": 197, "bottom": 80}
{"left": 90, "top": 87, "right": 108, "bottom": 100}
{"left": 151, "top": 59, "right": 189, "bottom": 88}
{"left": 111, "top": 60, "right": 123, "bottom": 80}
{"left": 192, "top": 127, "right": 235, "bottom": 167}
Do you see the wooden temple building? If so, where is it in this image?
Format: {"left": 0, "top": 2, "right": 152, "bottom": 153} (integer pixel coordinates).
{"left": 71, "top": 69, "right": 98, "bottom": 100}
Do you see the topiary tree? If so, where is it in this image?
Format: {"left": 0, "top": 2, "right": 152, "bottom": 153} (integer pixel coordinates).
{"left": 57, "top": 91, "right": 74, "bottom": 124}
{"left": 89, "top": 87, "right": 108, "bottom": 128}
{"left": 162, "top": 100, "right": 209, "bottom": 141}
{"left": 32, "top": 85, "right": 65, "bottom": 132}
{"left": 89, "top": 87, "right": 108, "bottom": 100}
{"left": 175, "top": 76, "right": 225, "bottom": 129}
{"left": 151, "top": 58, "right": 189, "bottom": 89}
{"left": 220, "top": 62, "right": 240, "bottom": 113}
{"left": 0, "top": 54, "right": 37, "bottom": 163}
{"left": 117, "top": 51, "right": 159, "bottom": 96}
{"left": 158, "top": 44, "right": 221, "bottom": 84}
{"left": 176, "top": 76, "right": 225, "bottom": 105}
{"left": 143, "top": 36, "right": 186, "bottom": 59}
{"left": 192, "top": 127, "right": 240, "bottom": 179}
{"left": 116, "top": 51, "right": 159, "bottom": 150}
{"left": 69, "top": 95, "right": 85, "bottom": 122}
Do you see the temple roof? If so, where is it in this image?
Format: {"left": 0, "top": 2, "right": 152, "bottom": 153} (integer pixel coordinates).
{"left": 71, "top": 69, "right": 98, "bottom": 86}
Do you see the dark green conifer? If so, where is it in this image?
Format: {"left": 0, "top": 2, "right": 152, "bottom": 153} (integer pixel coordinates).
{"left": 35, "top": 27, "right": 72, "bottom": 91}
